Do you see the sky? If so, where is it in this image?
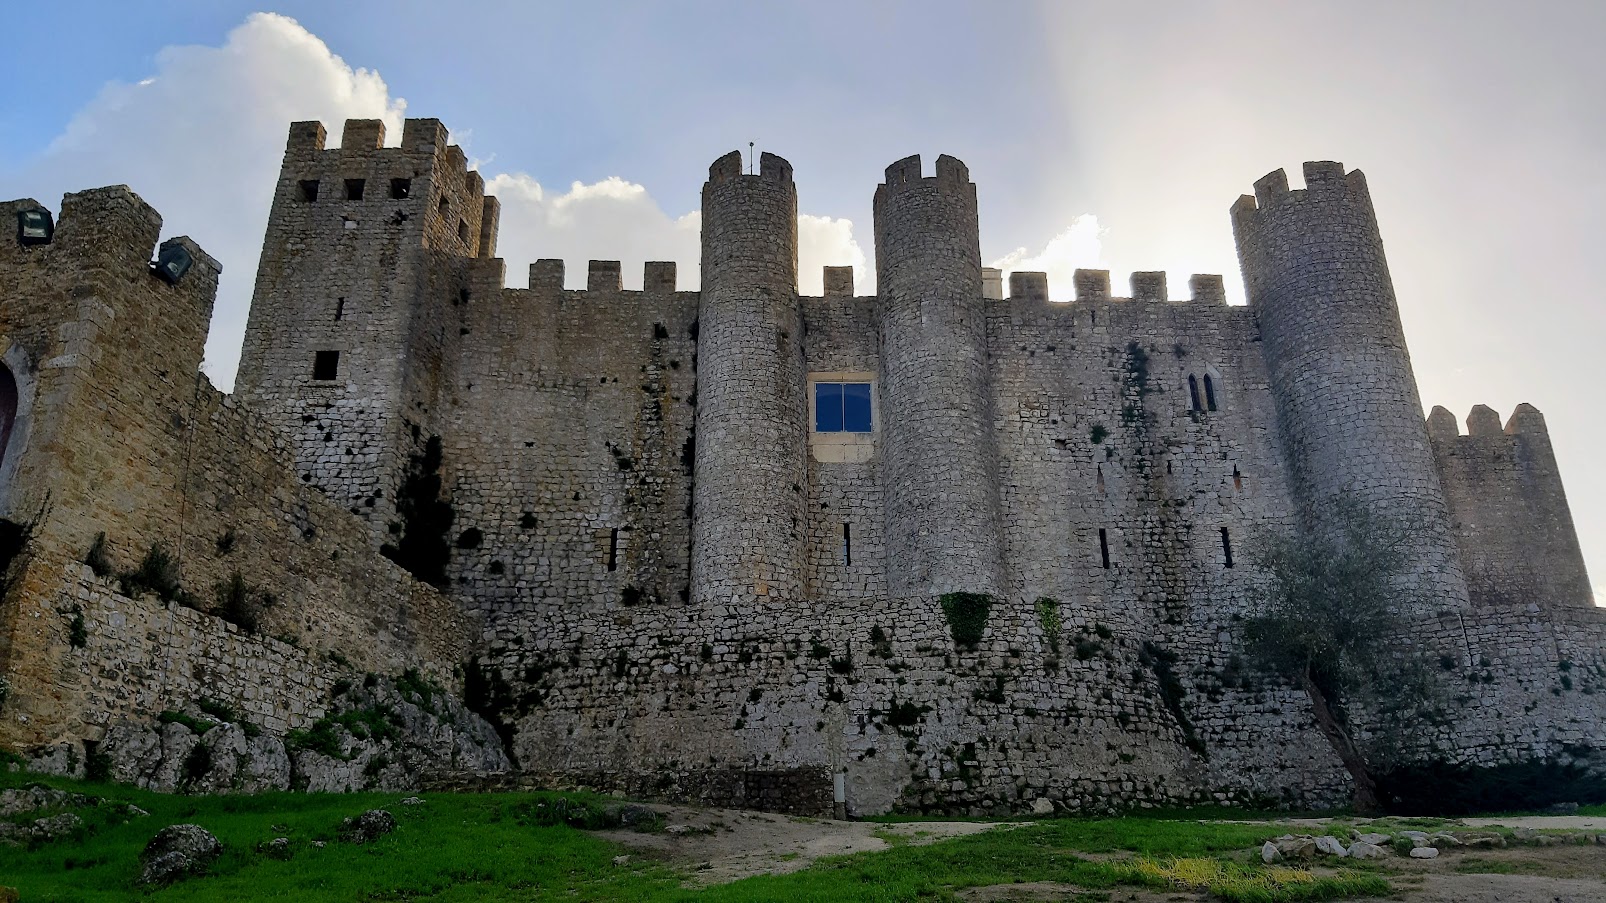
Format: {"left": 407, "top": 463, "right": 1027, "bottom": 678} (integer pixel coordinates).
{"left": 1, "top": 1, "right": 1602, "bottom": 602}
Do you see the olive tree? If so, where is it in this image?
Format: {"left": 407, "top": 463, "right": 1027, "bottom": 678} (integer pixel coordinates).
{"left": 1242, "top": 504, "right": 1437, "bottom": 813}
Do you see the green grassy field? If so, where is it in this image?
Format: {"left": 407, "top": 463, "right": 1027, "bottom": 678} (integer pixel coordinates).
{"left": 0, "top": 769, "right": 1396, "bottom": 902}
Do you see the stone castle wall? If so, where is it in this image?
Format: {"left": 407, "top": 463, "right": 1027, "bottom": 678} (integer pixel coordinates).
{"left": 1429, "top": 404, "right": 1595, "bottom": 609}
{"left": 0, "top": 186, "right": 473, "bottom": 750}
{"left": 2, "top": 119, "right": 1600, "bottom": 813}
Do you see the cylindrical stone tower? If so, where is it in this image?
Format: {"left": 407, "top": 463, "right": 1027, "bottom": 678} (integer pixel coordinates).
{"left": 1233, "top": 161, "right": 1469, "bottom": 612}
{"left": 873, "top": 154, "right": 1005, "bottom": 599}
{"left": 690, "top": 150, "right": 807, "bottom": 605}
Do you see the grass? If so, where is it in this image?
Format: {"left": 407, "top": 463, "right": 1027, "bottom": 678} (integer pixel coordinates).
{"left": 0, "top": 769, "right": 1393, "bottom": 902}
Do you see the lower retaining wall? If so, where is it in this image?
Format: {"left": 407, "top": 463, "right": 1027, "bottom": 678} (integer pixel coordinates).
{"left": 421, "top": 767, "right": 835, "bottom": 817}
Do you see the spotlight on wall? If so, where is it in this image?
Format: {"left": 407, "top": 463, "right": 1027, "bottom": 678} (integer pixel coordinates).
{"left": 16, "top": 208, "right": 53, "bottom": 246}
{"left": 152, "top": 244, "right": 193, "bottom": 284}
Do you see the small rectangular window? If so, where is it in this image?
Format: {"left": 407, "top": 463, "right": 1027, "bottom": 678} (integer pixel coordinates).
{"left": 344, "top": 178, "right": 365, "bottom": 201}
{"left": 814, "top": 382, "right": 873, "bottom": 433}
{"left": 334, "top": 297, "right": 345, "bottom": 321}
{"left": 389, "top": 178, "right": 411, "bottom": 199}
{"left": 842, "top": 523, "right": 852, "bottom": 567}
{"left": 1203, "top": 374, "right": 1218, "bottom": 411}
{"left": 297, "top": 179, "right": 320, "bottom": 202}
{"left": 1221, "top": 527, "right": 1234, "bottom": 568}
{"left": 1099, "top": 528, "right": 1110, "bottom": 569}
{"left": 607, "top": 528, "right": 619, "bottom": 572}
{"left": 312, "top": 350, "right": 340, "bottom": 381}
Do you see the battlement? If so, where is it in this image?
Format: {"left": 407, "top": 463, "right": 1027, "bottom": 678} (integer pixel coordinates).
{"left": 1428, "top": 403, "right": 1552, "bottom": 444}
{"left": 990, "top": 269, "right": 1227, "bottom": 305}
{"left": 1231, "top": 161, "right": 1373, "bottom": 224}
{"left": 705, "top": 150, "right": 793, "bottom": 185}
{"left": 878, "top": 154, "right": 972, "bottom": 196}
{"left": 275, "top": 117, "right": 493, "bottom": 256}
{"left": 2, "top": 187, "right": 221, "bottom": 292}
{"left": 521, "top": 259, "right": 688, "bottom": 296}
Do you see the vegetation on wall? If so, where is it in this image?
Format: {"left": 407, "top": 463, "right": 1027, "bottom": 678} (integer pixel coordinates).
{"left": 1034, "top": 597, "right": 1062, "bottom": 653}
{"left": 84, "top": 531, "right": 113, "bottom": 577}
{"left": 381, "top": 435, "right": 454, "bottom": 588}
{"left": 120, "top": 542, "right": 186, "bottom": 604}
{"left": 939, "top": 592, "right": 993, "bottom": 650}
{"left": 1241, "top": 503, "right": 1437, "bottom": 814}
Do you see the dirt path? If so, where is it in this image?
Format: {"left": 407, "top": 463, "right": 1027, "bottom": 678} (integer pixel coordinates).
{"left": 601, "top": 806, "right": 1606, "bottom": 901}
{"left": 598, "top": 806, "right": 1001, "bottom": 886}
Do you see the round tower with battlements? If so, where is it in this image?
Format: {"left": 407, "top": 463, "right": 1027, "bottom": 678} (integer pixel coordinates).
{"left": 1233, "top": 161, "right": 1469, "bottom": 612}
{"left": 873, "top": 155, "right": 1005, "bottom": 600}
{"left": 690, "top": 150, "right": 807, "bottom": 605}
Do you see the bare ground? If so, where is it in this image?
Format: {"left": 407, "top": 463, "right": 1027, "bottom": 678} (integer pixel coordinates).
{"left": 597, "top": 805, "right": 998, "bottom": 887}
{"left": 599, "top": 806, "right": 1606, "bottom": 901}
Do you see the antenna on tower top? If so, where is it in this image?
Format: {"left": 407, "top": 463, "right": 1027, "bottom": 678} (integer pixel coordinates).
{"left": 748, "top": 142, "right": 754, "bottom": 175}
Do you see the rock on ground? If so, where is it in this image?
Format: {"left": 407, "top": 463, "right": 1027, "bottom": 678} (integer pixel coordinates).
{"left": 339, "top": 809, "right": 396, "bottom": 844}
{"left": 139, "top": 824, "right": 221, "bottom": 885}
{"left": 1348, "top": 841, "right": 1386, "bottom": 859}
{"left": 1410, "top": 846, "right": 1440, "bottom": 859}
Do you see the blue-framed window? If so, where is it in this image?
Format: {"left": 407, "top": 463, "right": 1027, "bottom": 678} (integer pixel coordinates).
{"left": 814, "top": 381, "right": 873, "bottom": 433}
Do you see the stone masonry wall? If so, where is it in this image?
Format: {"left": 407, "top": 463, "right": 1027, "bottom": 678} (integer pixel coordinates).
{"left": 1429, "top": 404, "right": 1594, "bottom": 609}
{"left": 0, "top": 185, "right": 472, "bottom": 749}
{"left": 439, "top": 259, "right": 698, "bottom": 614}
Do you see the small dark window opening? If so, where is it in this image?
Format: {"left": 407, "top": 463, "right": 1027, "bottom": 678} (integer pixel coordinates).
{"left": 1098, "top": 528, "right": 1110, "bottom": 569}
{"left": 344, "top": 178, "right": 365, "bottom": 201}
{"left": 334, "top": 297, "right": 345, "bottom": 321}
{"left": 1166, "top": 460, "right": 1173, "bottom": 475}
{"left": 438, "top": 196, "right": 450, "bottom": 218}
{"left": 312, "top": 350, "right": 340, "bottom": 381}
{"left": 1089, "top": 310, "right": 1097, "bottom": 326}
{"left": 607, "top": 528, "right": 619, "bottom": 572}
{"left": 297, "top": 179, "right": 320, "bottom": 202}
{"left": 1188, "top": 375, "right": 1202, "bottom": 411}
{"left": 1232, "top": 466, "right": 1243, "bottom": 491}
{"left": 389, "top": 178, "right": 411, "bottom": 199}
{"left": 1203, "top": 374, "right": 1218, "bottom": 411}
{"left": 1220, "top": 527, "right": 1234, "bottom": 568}
{"left": 458, "top": 219, "right": 470, "bottom": 244}
{"left": 1095, "top": 465, "right": 1105, "bottom": 495}
{"left": 842, "top": 523, "right": 852, "bottom": 567}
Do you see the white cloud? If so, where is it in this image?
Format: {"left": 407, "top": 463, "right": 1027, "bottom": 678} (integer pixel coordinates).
{"left": 989, "top": 215, "right": 1107, "bottom": 300}
{"left": 798, "top": 215, "right": 867, "bottom": 295}
{"left": 3, "top": 13, "right": 871, "bottom": 389}
{"left": 1, "top": 12, "right": 404, "bottom": 390}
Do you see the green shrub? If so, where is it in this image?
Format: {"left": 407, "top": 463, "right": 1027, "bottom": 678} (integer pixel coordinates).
{"left": 121, "top": 542, "right": 182, "bottom": 602}
{"left": 215, "top": 571, "right": 267, "bottom": 634}
{"left": 158, "top": 710, "right": 214, "bottom": 735}
{"left": 939, "top": 592, "right": 993, "bottom": 649}
{"left": 1089, "top": 423, "right": 1109, "bottom": 444}
{"left": 67, "top": 607, "right": 87, "bottom": 648}
{"left": 83, "top": 532, "right": 113, "bottom": 577}
{"left": 395, "top": 667, "right": 441, "bottom": 713}
{"left": 1035, "top": 597, "right": 1062, "bottom": 653}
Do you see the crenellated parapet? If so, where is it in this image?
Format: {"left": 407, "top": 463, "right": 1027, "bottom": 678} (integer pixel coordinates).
{"left": 1428, "top": 403, "right": 1593, "bottom": 608}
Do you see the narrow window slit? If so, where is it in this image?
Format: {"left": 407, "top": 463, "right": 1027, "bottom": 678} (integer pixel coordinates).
{"left": 1188, "top": 375, "right": 1202, "bottom": 412}
{"left": 1204, "top": 374, "right": 1218, "bottom": 411}
{"left": 1095, "top": 465, "right": 1105, "bottom": 496}
{"left": 1220, "top": 527, "right": 1234, "bottom": 568}
{"left": 607, "top": 528, "right": 619, "bottom": 572}
{"left": 1232, "top": 466, "right": 1243, "bottom": 491}
{"left": 334, "top": 297, "right": 345, "bottom": 321}
{"left": 1099, "top": 528, "right": 1110, "bottom": 569}
{"left": 842, "top": 523, "right": 852, "bottom": 567}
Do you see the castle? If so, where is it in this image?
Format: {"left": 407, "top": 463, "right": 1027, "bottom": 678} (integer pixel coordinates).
{"left": 0, "top": 116, "right": 1600, "bottom": 815}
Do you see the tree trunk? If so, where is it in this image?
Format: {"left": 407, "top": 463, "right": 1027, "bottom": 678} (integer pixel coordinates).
{"left": 1299, "top": 667, "right": 1382, "bottom": 814}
